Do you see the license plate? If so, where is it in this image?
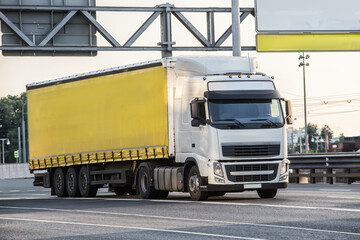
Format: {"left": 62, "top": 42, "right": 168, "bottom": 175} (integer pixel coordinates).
{"left": 244, "top": 184, "right": 261, "bottom": 189}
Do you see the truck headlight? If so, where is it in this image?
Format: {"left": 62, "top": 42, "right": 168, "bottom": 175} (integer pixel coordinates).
{"left": 279, "top": 161, "right": 289, "bottom": 181}
{"left": 280, "top": 161, "right": 288, "bottom": 175}
{"left": 213, "top": 162, "right": 224, "bottom": 177}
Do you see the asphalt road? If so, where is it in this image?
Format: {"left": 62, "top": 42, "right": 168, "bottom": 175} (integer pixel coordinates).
{"left": 0, "top": 179, "right": 359, "bottom": 240}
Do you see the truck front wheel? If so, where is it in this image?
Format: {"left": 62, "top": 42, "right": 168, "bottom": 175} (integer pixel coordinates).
{"left": 257, "top": 189, "right": 277, "bottom": 198}
{"left": 53, "top": 168, "right": 68, "bottom": 197}
{"left": 78, "top": 166, "right": 98, "bottom": 197}
{"left": 188, "top": 166, "right": 208, "bottom": 201}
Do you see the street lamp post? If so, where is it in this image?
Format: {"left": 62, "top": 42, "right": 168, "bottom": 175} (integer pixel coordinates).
{"left": 22, "top": 103, "right": 27, "bottom": 163}
{"left": 299, "top": 52, "right": 310, "bottom": 153}
{"left": 0, "top": 138, "right": 10, "bottom": 164}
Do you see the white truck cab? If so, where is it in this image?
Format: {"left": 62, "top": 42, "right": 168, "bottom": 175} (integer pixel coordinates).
{"left": 167, "top": 56, "right": 292, "bottom": 200}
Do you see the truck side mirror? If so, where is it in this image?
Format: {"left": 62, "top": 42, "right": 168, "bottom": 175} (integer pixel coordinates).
{"left": 285, "top": 100, "right": 293, "bottom": 125}
{"left": 190, "top": 99, "right": 206, "bottom": 127}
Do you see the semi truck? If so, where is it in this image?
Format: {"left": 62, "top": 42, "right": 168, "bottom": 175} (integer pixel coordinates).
{"left": 27, "top": 56, "right": 293, "bottom": 201}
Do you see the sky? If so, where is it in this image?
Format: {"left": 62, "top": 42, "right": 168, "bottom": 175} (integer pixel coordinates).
{"left": 0, "top": 0, "right": 359, "bottom": 137}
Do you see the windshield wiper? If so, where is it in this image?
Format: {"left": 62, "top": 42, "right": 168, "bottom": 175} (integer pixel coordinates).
{"left": 221, "top": 119, "right": 246, "bottom": 128}
{"left": 251, "top": 119, "right": 281, "bottom": 128}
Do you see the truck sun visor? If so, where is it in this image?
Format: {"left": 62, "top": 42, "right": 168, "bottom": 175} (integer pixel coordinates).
{"left": 204, "top": 90, "right": 281, "bottom": 100}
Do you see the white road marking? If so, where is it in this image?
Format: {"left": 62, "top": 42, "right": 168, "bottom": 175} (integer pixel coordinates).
{"left": 327, "top": 196, "right": 360, "bottom": 200}
{"left": 319, "top": 189, "right": 351, "bottom": 192}
{"left": 202, "top": 201, "right": 360, "bottom": 213}
{"left": 94, "top": 197, "right": 360, "bottom": 213}
{"left": 42, "top": 189, "right": 50, "bottom": 192}
{"left": 0, "top": 216, "right": 262, "bottom": 240}
{"left": 27, "top": 190, "right": 36, "bottom": 192}
{"left": 9, "top": 190, "right": 20, "bottom": 193}
{"left": 1, "top": 205, "right": 359, "bottom": 237}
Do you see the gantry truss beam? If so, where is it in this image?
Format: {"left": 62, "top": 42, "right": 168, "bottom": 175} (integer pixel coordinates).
{"left": 0, "top": 4, "right": 255, "bottom": 56}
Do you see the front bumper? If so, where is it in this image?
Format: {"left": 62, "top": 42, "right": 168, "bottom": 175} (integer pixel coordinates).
{"left": 204, "top": 182, "right": 288, "bottom": 192}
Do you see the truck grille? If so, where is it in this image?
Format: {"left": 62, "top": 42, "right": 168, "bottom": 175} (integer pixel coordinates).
{"left": 225, "top": 163, "right": 278, "bottom": 183}
{"left": 222, "top": 144, "right": 280, "bottom": 157}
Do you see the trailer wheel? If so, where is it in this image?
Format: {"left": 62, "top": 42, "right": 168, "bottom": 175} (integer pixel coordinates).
{"left": 257, "top": 189, "right": 277, "bottom": 199}
{"left": 138, "top": 167, "right": 159, "bottom": 199}
{"left": 208, "top": 191, "right": 226, "bottom": 197}
{"left": 78, "top": 166, "right": 98, "bottom": 197}
{"left": 188, "top": 166, "right": 208, "bottom": 201}
{"left": 156, "top": 190, "right": 169, "bottom": 199}
{"left": 66, "top": 167, "right": 80, "bottom": 197}
{"left": 53, "top": 168, "right": 68, "bottom": 197}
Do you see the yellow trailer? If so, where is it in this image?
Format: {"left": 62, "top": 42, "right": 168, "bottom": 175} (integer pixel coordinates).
{"left": 28, "top": 61, "right": 169, "bottom": 171}
{"left": 27, "top": 60, "right": 174, "bottom": 198}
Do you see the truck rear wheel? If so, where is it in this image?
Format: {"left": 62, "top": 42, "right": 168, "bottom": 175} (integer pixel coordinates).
{"left": 188, "top": 166, "right": 208, "bottom": 201}
{"left": 208, "top": 191, "right": 226, "bottom": 197}
{"left": 257, "top": 189, "right": 277, "bottom": 199}
{"left": 53, "top": 168, "right": 68, "bottom": 197}
{"left": 138, "top": 167, "right": 161, "bottom": 199}
{"left": 78, "top": 166, "right": 98, "bottom": 197}
{"left": 66, "top": 167, "right": 80, "bottom": 197}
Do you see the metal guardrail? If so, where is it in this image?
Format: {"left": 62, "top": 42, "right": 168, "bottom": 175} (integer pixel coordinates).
{"left": 288, "top": 153, "right": 360, "bottom": 184}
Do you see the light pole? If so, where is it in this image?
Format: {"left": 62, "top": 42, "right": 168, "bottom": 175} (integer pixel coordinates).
{"left": 22, "top": 103, "right": 27, "bottom": 163}
{"left": 231, "top": 0, "right": 241, "bottom": 56}
{"left": 0, "top": 138, "right": 10, "bottom": 164}
{"left": 299, "top": 52, "right": 310, "bottom": 153}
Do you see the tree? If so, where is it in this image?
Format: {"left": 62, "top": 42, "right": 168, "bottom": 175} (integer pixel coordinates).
{"left": 307, "top": 123, "right": 319, "bottom": 152}
{"left": 339, "top": 133, "right": 345, "bottom": 143}
{"left": 0, "top": 93, "right": 27, "bottom": 163}
{"left": 320, "top": 125, "right": 334, "bottom": 141}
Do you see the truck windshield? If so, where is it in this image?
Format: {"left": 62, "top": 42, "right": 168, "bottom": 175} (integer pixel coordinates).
{"left": 208, "top": 99, "right": 284, "bottom": 129}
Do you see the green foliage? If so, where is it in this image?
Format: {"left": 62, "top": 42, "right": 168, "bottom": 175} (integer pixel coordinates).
{"left": 320, "top": 125, "right": 333, "bottom": 141}
{"left": 339, "top": 133, "right": 345, "bottom": 142}
{"left": 307, "top": 123, "right": 319, "bottom": 152}
{"left": 0, "top": 93, "right": 27, "bottom": 163}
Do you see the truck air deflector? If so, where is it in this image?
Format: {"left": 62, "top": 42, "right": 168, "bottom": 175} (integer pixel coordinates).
{"left": 204, "top": 90, "right": 281, "bottom": 100}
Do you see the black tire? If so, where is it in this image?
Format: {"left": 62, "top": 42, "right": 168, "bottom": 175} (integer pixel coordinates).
{"left": 188, "top": 166, "right": 208, "bottom": 201}
{"left": 113, "top": 186, "right": 137, "bottom": 196}
{"left": 138, "top": 167, "right": 159, "bottom": 199}
{"left": 156, "top": 190, "right": 169, "bottom": 199}
{"left": 208, "top": 191, "right": 226, "bottom": 197}
{"left": 66, "top": 167, "right": 80, "bottom": 197}
{"left": 78, "top": 166, "right": 98, "bottom": 197}
{"left": 257, "top": 189, "right": 277, "bottom": 199}
{"left": 53, "top": 168, "right": 68, "bottom": 197}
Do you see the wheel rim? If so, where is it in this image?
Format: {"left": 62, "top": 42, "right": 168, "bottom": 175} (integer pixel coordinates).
{"left": 140, "top": 172, "right": 148, "bottom": 193}
{"left": 56, "top": 173, "right": 62, "bottom": 191}
{"left": 189, "top": 175, "right": 199, "bottom": 194}
{"left": 68, "top": 173, "right": 75, "bottom": 191}
{"left": 80, "top": 173, "right": 87, "bottom": 191}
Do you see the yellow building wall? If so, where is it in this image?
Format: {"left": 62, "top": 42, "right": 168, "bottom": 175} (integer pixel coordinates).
{"left": 27, "top": 66, "right": 168, "bottom": 170}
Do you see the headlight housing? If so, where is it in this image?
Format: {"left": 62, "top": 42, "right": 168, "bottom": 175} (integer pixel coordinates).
{"left": 280, "top": 161, "right": 288, "bottom": 175}
{"left": 279, "top": 160, "right": 289, "bottom": 181}
{"left": 213, "top": 162, "right": 224, "bottom": 177}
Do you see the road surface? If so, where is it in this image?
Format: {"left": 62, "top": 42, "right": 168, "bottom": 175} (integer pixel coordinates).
{"left": 0, "top": 179, "right": 359, "bottom": 239}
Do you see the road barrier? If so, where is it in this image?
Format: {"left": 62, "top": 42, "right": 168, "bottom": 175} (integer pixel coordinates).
{"left": 0, "top": 163, "right": 33, "bottom": 179}
{"left": 288, "top": 153, "right": 360, "bottom": 184}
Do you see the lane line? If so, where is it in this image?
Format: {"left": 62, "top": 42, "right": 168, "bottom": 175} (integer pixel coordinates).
{"left": 327, "top": 196, "right": 360, "bottom": 200}
{"left": 101, "top": 197, "right": 360, "bottom": 213}
{"left": 27, "top": 190, "right": 36, "bottom": 192}
{"left": 1, "top": 195, "right": 359, "bottom": 213}
{"left": 1, "top": 205, "right": 359, "bottom": 236}
{"left": 201, "top": 201, "right": 360, "bottom": 213}
{"left": 0, "top": 216, "right": 262, "bottom": 240}
{"left": 9, "top": 190, "right": 20, "bottom": 193}
{"left": 320, "top": 189, "right": 351, "bottom": 192}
